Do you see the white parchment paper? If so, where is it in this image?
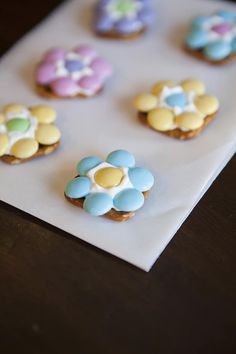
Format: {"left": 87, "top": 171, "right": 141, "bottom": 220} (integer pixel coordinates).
{"left": 0, "top": 0, "right": 235, "bottom": 271}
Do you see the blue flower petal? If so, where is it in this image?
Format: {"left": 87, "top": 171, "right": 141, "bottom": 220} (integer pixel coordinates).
{"left": 83, "top": 193, "right": 113, "bottom": 216}
{"left": 191, "top": 16, "right": 210, "bottom": 29}
{"left": 106, "top": 150, "right": 135, "bottom": 168}
{"left": 77, "top": 156, "right": 102, "bottom": 176}
{"left": 204, "top": 41, "right": 231, "bottom": 60}
{"left": 115, "top": 18, "right": 142, "bottom": 34}
{"left": 232, "top": 37, "right": 236, "bottom": 52}
{"left": 165, "top": 93, "right": 187, "bottom": 108}
{"left": 186, "top": 29, "right": 209, "bottom": 49}
{"left": 216, "top": 10, "right": 236, "bottom": 22}
{"left": 65, "top": 177, "right": 91, "bottom": 199}
{"left": 128, "top": 167, "right": 154, "bottom": 192}
{"left": 113, "top": 188, "right": 144, "bottom": 212}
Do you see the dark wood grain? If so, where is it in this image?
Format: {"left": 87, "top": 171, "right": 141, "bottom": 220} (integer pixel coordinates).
{"left": 0, "top": 1, "right": 236, "bottom": 353}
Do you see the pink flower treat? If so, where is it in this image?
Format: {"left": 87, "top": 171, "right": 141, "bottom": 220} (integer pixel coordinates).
{"left": 35, "top": 45, "right": 113, "bottom": 99}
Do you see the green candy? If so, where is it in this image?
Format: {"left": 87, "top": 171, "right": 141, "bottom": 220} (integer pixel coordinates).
{"left": 6, "top": 118, "right": 30, "bottom": 133}
{"left": 114, "top": 0, "right": 134, "bottom": 15}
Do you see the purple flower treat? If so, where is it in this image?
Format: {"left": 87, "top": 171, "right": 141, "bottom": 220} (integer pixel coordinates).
{"left": 35, "top": 45, "right": 113, "bottom": 99}
{"left": 94, "top": 0, "right": 155, "bottom": 39}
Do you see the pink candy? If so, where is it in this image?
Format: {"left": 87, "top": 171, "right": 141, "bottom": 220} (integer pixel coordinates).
{"left": 73, "top": 45, "right": 97, "bottom": 61}
{"left": 90, "top": 58, "right": 113, "bottom": 80}
{"left": 78, "top": 75, "right": 102, "bottom": 92}
{"left": 50, "top": 77, "right": 79, "bottom": 97}
{"left": 43, "top": 48, "right": 66, "bottom": 62}
{"left": 35, "top": 62, "right": 56, "bottom": 85}
{"left": 211, "top": 23, "right": 233, "bottom": 35}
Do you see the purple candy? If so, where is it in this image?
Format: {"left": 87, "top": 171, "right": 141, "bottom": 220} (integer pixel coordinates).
{"left": 73, "top": 45, "right": 97, "bottom": 61}
{"left": 95, "top": 14, "right": 114, "bottom": 32}
{"left": 65, "top": 59, "right": 84, "bottom": 72}
{"left": 78, "top": 75, "right": 102, "bottom": 92}
{"left": 43, "top": 48, "right": 66, "bottom": 63}
{"left": 115, "top": 18, "right": 142, "bottom": 34}
{"left": 211, "top": 23, "right": 233, "bottom": 35}
{"left": 50, "top": 77, "right": 79, "bottom": 97}
{"left": 138, "top": 7, "right": 155, "bottom": 26}
{"left": 90, "top": 58, "right": 113, "bottom": 80}
{"left": 35, "top": 62, "right": 56, "bottom": 85}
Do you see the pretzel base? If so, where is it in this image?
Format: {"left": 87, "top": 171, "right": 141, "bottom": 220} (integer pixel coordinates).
{"left": 36, "top": 85, "right": 103, "bottom": 100}
{"left": 95, "top": 27, "right": 146, "bottom": 40}
{"left": 138, "top": 112, "right": 217, "bottom": 140}
{"left": 65, "top": 191, "right": 148, "bottom": 222}
{"left": 184, "top": 46, "right": 236, "bottom": 65}
{"left": 1, "top": 141, "right": 60, "bottom": 165}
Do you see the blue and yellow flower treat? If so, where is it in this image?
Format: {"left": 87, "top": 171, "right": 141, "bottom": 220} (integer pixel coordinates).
{"left": 65, "top": 150, "right": 154, "bottom": 221}
{"left": 185, "top": 10, "right": 236, "bottom": 64}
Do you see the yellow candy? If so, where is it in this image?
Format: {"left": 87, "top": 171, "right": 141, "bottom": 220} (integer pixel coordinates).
{"left": 147, "top": 108, "right": 174, "bottom": 131}
{"left": 3, "top": 104, "right": 27, "bottom": 115}
{"left": 0, "top": 113, "right": 5, "bottom": 124}
{"left": 195, "top": 95, "right": 219, "bottom": 115}
{"left": 0, "top": 134, "right": 9, "bottom": 157}
{"left": 134, "top": 94, "right": 158, "bottom": 112}
{"left": 35, "top": 124, "right": 61, "bottom": 145}
{"left": 151, "top": 81, "right": 175, "bottom": 96}
{"left": 175, "top": 112, "right": 204, "bottom": 130}
{"left": 11, "top": 138, "right": 39, "bottom": 159}
{"left": 95, "top": 167, "right": 123, "bottom": 188}
{"left": 180, "top": 79, "right": 206, "bottom": 95}
{"left": 30, "top": 105, "right": 57, "bottom": 124}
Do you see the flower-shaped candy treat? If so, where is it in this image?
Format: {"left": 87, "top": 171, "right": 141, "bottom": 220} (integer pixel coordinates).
{"left": 185, "top": 10, "right": 236, "bottom": 64}
{"left": 134, "top": 79, "right": 219, "bottom": 140}
{"left": 35, "top": 45, "right": 113, "bottom": 98}
{"left": 0, "top": 104, "right": 61, "bottom": 164}
{"left": 95, "top": 0, "right": 155, "bottom": 39}
{"left": 65, "top": 150, "right": 154, "bottom": 221}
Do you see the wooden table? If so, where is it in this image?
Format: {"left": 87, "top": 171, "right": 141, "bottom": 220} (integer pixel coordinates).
{"left": 0, "top": 1, "right": 235, "bottom": 353}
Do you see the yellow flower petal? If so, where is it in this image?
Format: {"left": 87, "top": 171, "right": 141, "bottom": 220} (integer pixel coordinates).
{"left": 195, "top": 95, "right": 219, "bottom": 115}
{"left": 36, "top": 124, "right": 61, "bottom": 145}
{"left": 175, "top": 112, "right": 204, "bottom": 130}
{"left": 30, "top": 105, "right": 57, "bottom": 124}
{"left": 3, "top": 103, "right": 27, "bottom": 115}
{"left": 134, "top": 94, "right": 158, "bottom": 112}
{"left": 147, "top": 108, "right": 174, "bottom": 131}
{"left": 11, "top": 138, "right": 39, "bottom": 159}
{"left": 180, "top": 79, "right": 206, "bottom": 95}
{"left": 0, "top": 134, "right": 9, "bottom": 157}
{"left": 151, "top": 81, "right": 175, "bottom": 96}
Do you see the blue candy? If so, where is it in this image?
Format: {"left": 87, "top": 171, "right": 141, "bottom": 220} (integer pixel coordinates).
{"left": 65, "top": 60, "right": 84, "bottom": 72}
{"left": 216, "top": 10, "right": 236, "bottom": 22}
{"left": 113, "top": 188, "right": 144, "bottom": 212}
{"left": 96, "top": 14, "right": 114, "bottom": 32}
{"left": 65, "top": 177, "right": 91, "bottom": 199}
{"left": 77, "top": 156, "right": 102, "bottom": 176}
{"left": 106, "top": 150, "right": 135, "bottom": 168}
{"left": 128, "top": 167, "right": 154, "bottom": 192}
{"left": 186, "top": 29, "right": 208, "bottom": 49}
{"left": 204, "top": 41, "right": 231, "bottom": 60}
{"left": 165, "top": 92, "right": 187, "bottom": 108}
{"left": 83, "top": 193, "right": 113, "bottom": 216}
{"left": 191, "top": 16, "right": 210, "bottom": 29}
{"left": 232, "top": 37, "right": 236, "bottom": 52}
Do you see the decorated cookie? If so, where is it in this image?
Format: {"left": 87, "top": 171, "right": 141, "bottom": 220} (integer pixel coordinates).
{"left": 35, "top": 45, "right": 113, "bottom": 99}
{"left": 185, "top": 10, "right": 236, "bottom": 64}
{"left": 65, "top": 150, "right": 154, "bottom": 221}
{"left": 0, "top": 103, "right": 61, "bottom": 164}
{"left": 134, "top": 79, "right": 219, "bottom": 140}
{"left": 94, "top": 0, "right": 155, "bottom": 40}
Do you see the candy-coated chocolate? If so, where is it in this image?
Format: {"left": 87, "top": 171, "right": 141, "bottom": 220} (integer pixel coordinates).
{"left": 43, "top": 48, "right": 66, "bottom": 62}
{"left": 165, "top": 92, "right": 187, "bottom": 108}
{"left": 30, "top": 105, "right": 57, "bottom": 124}
{"left": 134, "top": 94, "right": 158, "bottom": 112}
{"left": 186, "top": 29, "right": 208, "bottom": 49}
{"left": 175, "top": 112, "right": 204, "bottom": 130}
{"left": 11, "top": 138, "right": 39, "bottom": 159}
{"left": 73, "top": 45, "right": 97, "bottom": 61}
{"left": 65, "top": 59, "right": 84, "bottom": 72}
{"left": 35, "top": 124, "right": 61, "bottom": 145}
{"left": 35, "top": 62, "right": 56, "bottom": 85}
{"left": 195, "top": 95, "right": 219, "bottom": 115}
{"left": 77, "top": 156, "right": 103, "bottom": 176}
{"left": 106, "top": 150, "right": 135, "bottom": 168}
{"left": 6, "top": 118, "right": 30, "bottom": 133}
{"left": 128, "top": 167, "right": 154, "bottom": 192}
{"left": 65, "top": 177, "right": 91, "bottom": 199}
{"left": 83, "top": 193, "right": 113, "bottom": 216}
{"left": 147, "top": 108, "right": 174, "bottom": 131}
{"left": 50, "top": 77, "right": 79, "bottom": 97}
{"left": 0, "top": 113, "right": 5, "bottom": 124}
{"left": 151, "top": 81, "right": 175, "bottom": 96}
{"left": 191, "top": 16, "right": 210, "bottom": 29}
{"left": 180, "top": 79, "right": 205, "bottom": 95}
{"left": 90, "top": 58, "right": 113, "bottom": 80}
{"left": 3, "top": 104, "right": 27, "bottom": 115}
{"left": 0, "top": 134, "right": 9, "bottom": 157}
{"left": 95, "top": 167, "right": 123, "bottom": 188}
{"left": 203, "top": 41, "right": 231, "bottom": 61}
{"left": 113, "top": 188, "right": 144, "bottom": 212}
{"left": 78, "top": 75, "right": 102, "bottom": 92}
